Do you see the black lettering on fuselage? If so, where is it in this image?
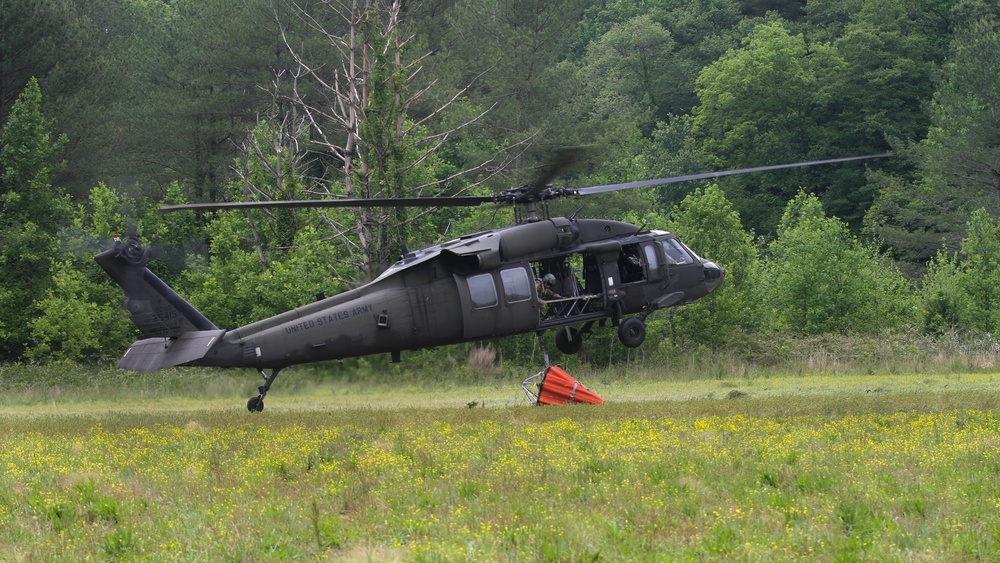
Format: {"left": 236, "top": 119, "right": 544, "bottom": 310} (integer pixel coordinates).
{"left": 284, "top": 319, "right": 316, "bottom": 334}
{"left": 290, "top": 303, "right": 371, "bottom": 333}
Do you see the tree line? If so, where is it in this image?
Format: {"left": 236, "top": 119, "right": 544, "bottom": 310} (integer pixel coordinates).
{"left": 2, "top": 0, "right": 999, "bottom": 366}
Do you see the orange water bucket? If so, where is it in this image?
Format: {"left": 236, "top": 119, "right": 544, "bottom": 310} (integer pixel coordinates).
{"left": 522, "top": 365, "right": 604, "bottom": 405}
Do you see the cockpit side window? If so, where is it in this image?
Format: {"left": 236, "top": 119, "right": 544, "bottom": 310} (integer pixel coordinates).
{"left": 643, "top": 244, "right": 660, "bottom": 271}
{"left": 660, "top": 239, "right": 694, "bottom": 265}
{"left": 641, "top": 243, "right": 663, "bottom": 281}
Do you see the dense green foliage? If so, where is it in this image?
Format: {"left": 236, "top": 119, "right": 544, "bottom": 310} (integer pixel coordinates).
{"left": 0, "top": 78, "right": 71, "bottom": 360}
{"left": 756, "top": 192, "right": 912, "bottom": 335}
{"left": 2, "top": 0, "right": 1000, "bottom": 365}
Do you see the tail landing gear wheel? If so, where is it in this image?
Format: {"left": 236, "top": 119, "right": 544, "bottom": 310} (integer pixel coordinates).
{"left": 247, "top": 396, "right": 264, "bottom": 412}
{"left": 618, "top": 317, "right": 646, "bottom": 348}
{"left": 555, "top": 327, "right": 584, "bottom": 354}
{"left": 246, "top": 368, "right": 282, "bottom": 413}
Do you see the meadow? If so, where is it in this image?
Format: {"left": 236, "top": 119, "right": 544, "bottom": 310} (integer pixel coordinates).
{"left": 2, "top": 363, "right": 1000, "bottom": 561}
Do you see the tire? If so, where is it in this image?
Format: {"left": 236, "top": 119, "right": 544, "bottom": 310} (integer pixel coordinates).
{"left": 555, "top": 327, "right": 583, "bottom": 354}
{"left": 618, "top": 317, "right": 646, "bottom": 348}
{"left": 247, "top": 396, "right": 264, "bottom": 412}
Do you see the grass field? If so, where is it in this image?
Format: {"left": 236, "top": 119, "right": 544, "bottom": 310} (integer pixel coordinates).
{"left": 3, "top": 365, "right": 1000, "bottom": 561}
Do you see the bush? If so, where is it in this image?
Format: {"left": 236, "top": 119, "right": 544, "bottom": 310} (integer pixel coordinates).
{"left": 755, "top": 191, "right": 913, "bottom": 335}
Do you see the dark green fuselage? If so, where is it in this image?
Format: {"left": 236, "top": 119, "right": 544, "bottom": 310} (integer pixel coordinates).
{"left": 98, "top": 217, "right": 723, "bottom": 372}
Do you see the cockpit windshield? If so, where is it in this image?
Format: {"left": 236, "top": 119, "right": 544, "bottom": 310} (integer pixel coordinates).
{"left": 660, "top": 238, "right": 694, "bottom": 265}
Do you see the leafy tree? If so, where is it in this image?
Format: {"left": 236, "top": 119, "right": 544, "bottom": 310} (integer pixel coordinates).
{"left": 917, "top": 209, "right": 1000, "bottom": 335}
{"left": 664, "top": 185, "right": 758, "bottom": 346}
{"left": 918, "top": 248, "right": 966, "bottom": 334}
{"left": 578, "top": 14, "right": 675, "bottom": 132}
{"left": 441, "top": 0, "right": 588, "bottom": 153}
{"left": 691, "top": 20, "right": 851, "bottom": 235}
{"left": 166, "top": 0, "right": 303, "bottom": 201}
{"left": 655, "top": 0, "right": 745, "bottom": 115}
{"left": 179, "top": 122, "right": 353, "bottom": 328}
{"left": 42, "top": 0, "right": 147, "bottom": 195}
{"left": 865, "top": 12, "right": 1000, "bottom": 269}
{"left": 950, "top": 0, "right": 1000, "bottom": 25}
{"left": 953, "top": 209, "right": 1000, "bottom": 333}
{"left": 805, "top": 0, "right": 952, "bottom": 57}
{"left": 919, "top": 17, "right": 1000, "bottom": 207}
{"left": 556, "top": 7, "right": 737, "bottom": 217}
{"left": 756, "top": 191, "right": 911, "bottom": 335}
{"left": 0, "top": 80, "right": 66, "bottom": 217}
{"left": 0, "top": 0, "right": 92, "bottom": 123}
{"left": 802, "top": 0, "right": 865, "bottom": 40}
{"left": 81, "top": 0, "right": 302, "bottom": 200}
{"left": 572, "top": 0, "right": 666, "bottom": 54}
{"left": 862, "top": 169, "right": 967, "bottom": 275}
{"left": 560, "top": 1, "right": 743, "bottom": 158}
{"left": 26, "top": 182, "right": 204, "bottom": 363}
{"left": 573, "top": 0, "right": 744, "bottom": 113}
{"left": 27, "top": 257, "right": 135, "bottom": 364}
{"left": 738, "top": 0, "right": 805, "bottom": 19}
{"left": 182, "top": 213, "right": 349, "bottom": 328}
{"left": 815, "top": 0, "right": 947, "bottom": 223}
{"left": 0, "top": 78, "right": 70, "bottom": 360}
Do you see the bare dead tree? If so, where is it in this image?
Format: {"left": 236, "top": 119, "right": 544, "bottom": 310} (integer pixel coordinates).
{"left": 232, "top": 70, "right": 313, "bottom": 272}
{"left": 275, "top": 0, "right": 528, "bottom": 282}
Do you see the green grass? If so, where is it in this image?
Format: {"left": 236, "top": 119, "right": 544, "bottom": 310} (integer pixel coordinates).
{"left": 3, "top": 364, "right": 1000, "bottom": 560}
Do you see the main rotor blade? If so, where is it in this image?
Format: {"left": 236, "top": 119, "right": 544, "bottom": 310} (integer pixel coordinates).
{"left": 574, "top": 153, "right": 893, "bottom": 196}
{"left": 160, "top": 195, "right": 496, "bottom": 212}
{"left": 526, "top": 145, "right": 595, "bottom": 199}
{"left": 160, "top": 153, "right": 893, "bottom": 212}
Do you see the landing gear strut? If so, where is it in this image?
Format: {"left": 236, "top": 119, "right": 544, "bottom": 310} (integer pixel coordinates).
{"left": 247, "top": 368, "right": 282, "bottom": 412}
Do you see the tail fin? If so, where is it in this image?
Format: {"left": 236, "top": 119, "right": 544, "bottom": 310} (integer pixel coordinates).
{"left": 95, "top": 236, "right": 217, "bottom": 338}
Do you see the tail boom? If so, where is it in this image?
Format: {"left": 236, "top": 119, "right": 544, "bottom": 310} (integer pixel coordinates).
{"left": 95, "top": 239, "right": 217, "bottom": 339}
{"left": 96, "top": 237, "right": 222, "bottom": 371}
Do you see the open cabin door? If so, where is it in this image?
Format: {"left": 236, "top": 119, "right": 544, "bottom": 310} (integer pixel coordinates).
{"left": 586, "top": 241, "right": 623, "bottom": 315}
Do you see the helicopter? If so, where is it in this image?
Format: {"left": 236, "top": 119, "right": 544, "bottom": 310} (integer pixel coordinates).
{"left": 95, "top": 153, "right": 890, "bottom": 411}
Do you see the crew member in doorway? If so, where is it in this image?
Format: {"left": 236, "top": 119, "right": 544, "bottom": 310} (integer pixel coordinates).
{"left": 619, "top": 246, "right": 644, "bottom": 283}
{"left": 536, "top": 273, "right": 561, "bottom": 302}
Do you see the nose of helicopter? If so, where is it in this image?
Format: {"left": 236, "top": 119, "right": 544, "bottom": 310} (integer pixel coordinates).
{"left": 702, "top": 260, "right": 725, "bottom": 293}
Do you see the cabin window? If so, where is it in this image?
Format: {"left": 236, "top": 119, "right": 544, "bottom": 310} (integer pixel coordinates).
{"left": 468, "top": 273, "right": 498, "bottom": 309}
{"left": 660, "top": 239, "right": 693, "bottom": 265}
{"left": 500, "top": 267, "right": 532, "bottom": 303}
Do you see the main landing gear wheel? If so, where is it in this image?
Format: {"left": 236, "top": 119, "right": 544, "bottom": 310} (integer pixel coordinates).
{"left": 618, "top": 317, "right": 646, "bottom": 348}
{"left": 555, "top": 327, "right": 584, "bottom": 354}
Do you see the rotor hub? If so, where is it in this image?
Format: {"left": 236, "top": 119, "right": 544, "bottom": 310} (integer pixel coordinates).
{"left": 121, "top": 236, "right": 149, "bottom": 266}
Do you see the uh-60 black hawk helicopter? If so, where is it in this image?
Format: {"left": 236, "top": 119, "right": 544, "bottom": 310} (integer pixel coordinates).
{"left": 96, "top": 153, "right": 889, "bottom": 411}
